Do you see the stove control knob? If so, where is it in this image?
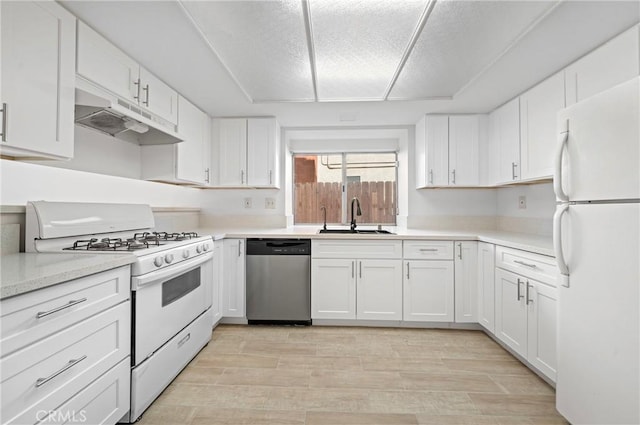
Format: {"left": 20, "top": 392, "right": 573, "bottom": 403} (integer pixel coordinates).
{"left": 203, "top": 243, "right": 210, "bottom": 252}
{"left": 196, "top": 245, "right": 203, "bottom": 254}
{"left": 154, "top": 256, "right": 164, "bottom": 267}
{"left": 165, "top": 254, "right": 174, "bottom": 264}
{"left": 183, "top": 249, "right": 190, "bottom": 259}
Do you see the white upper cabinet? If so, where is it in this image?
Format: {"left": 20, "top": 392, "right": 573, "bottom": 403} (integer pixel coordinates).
{"left": 140, "top": 96, "right": 210, "bottom": 185}
{"left": 488, "top": 98, "right": 521, "bottom": 184}
{"left": 415, "top": 115, "right": 480, "bottom": 187}
{"left": 247, "top": 118, "right": 280, "bottom": 187}
{"left": 565, "top": 25, "right": 639, "bottom": 107}
{"left": 212, "top": 117, "right": 280, "bottom": 188}
{"left": 76, "top": 22, "right": 178, "bottom": 125}
{"left": 0, "top": 1, "right": 76, "bottom": 159}
{"left": 449, "top": 116, "right": 479, "bottom": 186}
{"left": 519, "top": 71, "right": 565, "bottom": 180}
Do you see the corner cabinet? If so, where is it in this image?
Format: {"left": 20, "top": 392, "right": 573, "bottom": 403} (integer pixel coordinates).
{"left": 311, "top": 240, "right": 403, "bottom": 321}
{"left": 415, "top": 115, "right": 480, "bottom": 188}
{"left": 477, "top": 242, "right": 495, "bottom": 333}
{"left": 141, "top": 95, "right": 211, "bottom": 185}
{"left": 211, "top": 117, "right": 280, "bottom": 188}
{"left": 487, "top": 98, "right": 520, "bottom": 185}
{"left": 0, "top": 1, "right": 76, "bottom": 159}
{"left": 222, "top": 239, "right": 245, "bottom": 318}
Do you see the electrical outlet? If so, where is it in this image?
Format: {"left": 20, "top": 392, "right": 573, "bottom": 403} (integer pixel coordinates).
{"left": 243, "top": 197, "right": 252, "bottom": 209}
{"left": 265, "top": 197, "right": 276, "bottom": 209}
{"left": 518, "top": 196, "right": 527, "bottom": 209}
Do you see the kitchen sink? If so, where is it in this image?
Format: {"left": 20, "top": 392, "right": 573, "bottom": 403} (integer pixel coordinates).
{"left": 318, "top": 228, "right": 395, "bottom": 235}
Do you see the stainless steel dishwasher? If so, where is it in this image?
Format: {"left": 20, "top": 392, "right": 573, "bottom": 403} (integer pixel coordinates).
{"left": 246, "top": 238, "right": 311, "bottom": 325}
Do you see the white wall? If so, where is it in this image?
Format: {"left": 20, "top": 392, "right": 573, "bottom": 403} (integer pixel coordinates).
{"left": 0, "top": 160, "right": 200, "bottom": 208}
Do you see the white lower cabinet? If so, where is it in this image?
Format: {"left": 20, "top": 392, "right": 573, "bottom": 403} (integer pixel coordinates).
{"left": 211, "top": 240, "right": 223, "bottom": 325}
{"left": 454, "top": 241, "right": 478, "bottom": 323}
{"left": 222, "top": 238, "right": 245, "bottom": 318}
{"left": 477, "top": 242, "right": 496, "bottom": 333}
{"left": 403, "top": 260, "right": 454, "bottom": 322}
{"left": 311, "top": 240, "right": 402, "bottom": 321}
{"left": 494, "top": 253, "right": 558, "bottom": 382}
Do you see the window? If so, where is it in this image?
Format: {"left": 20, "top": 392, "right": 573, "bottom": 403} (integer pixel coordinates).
{"left": 293, "top": 152, "right": 397, "bottom": 225}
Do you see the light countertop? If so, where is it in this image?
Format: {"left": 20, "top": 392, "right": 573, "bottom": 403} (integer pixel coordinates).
{"left": 0, "top": 253, "right": 136, "bottom": 300}
{"left": 196, "top": 227, "right": 554, "bottom": 257}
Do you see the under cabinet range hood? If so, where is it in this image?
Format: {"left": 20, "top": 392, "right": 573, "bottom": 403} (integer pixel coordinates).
{"left": 75, "top": 77, "right": 183, "bottom": 145}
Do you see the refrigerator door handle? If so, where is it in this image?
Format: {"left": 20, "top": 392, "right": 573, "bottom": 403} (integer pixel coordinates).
{"left": 554, "top": 122, "right": 570, "bottom": 202}
{"left": 554, "top": 203, "right": 570, "bottom": 287}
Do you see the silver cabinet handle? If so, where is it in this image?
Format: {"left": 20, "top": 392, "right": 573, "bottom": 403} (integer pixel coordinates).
{"left": 36, "top": 298, "right": 87, "bottom": 319}
{"left": 238, "top": 240, "right": 242, "bottom": 257}
{"left": 143, "top": 84, "right": 150, "bottom": 106}
{"left": 526, "top": 281, "right": 533, "bottom": 305}
{"left": 451, "top": 169, "right": 456, "bottom": 184}
{"left": 205, "top": 168, "right": 210, "bottom": 183}
{"left": 429, "top": 169, "right": 433, "bottom": 185}
{"left": 241, "top": 170, "right": 245, "bottom": 184}
{"left": 516, "top": 278, "right": 523, "bottom": 301}
{"left": 178, "top": 333, "right": 191, "bottom": 348}
{"left": 359, "top": 261, "right": 362, "bottom": 279}
{"left": 133, "top": 78, "right": 141, "bottom": 101}
{"left": 1, "top": 102, "right": 7, "bottom": 142}
{"left": 512, "top": 162, "right": 518, "bottom": 180}
{"left": 554, "top": 124, "right": 570, "bottom": 202}
{"left": 269, "top": 170, "right": 272, "bottom": 185}
{"left": 457, "top": 243, "right": 462, "bottom": 260}
{"left": 351, "top": 261, "right": 355, "bottom": 279}
{"left": 36, "top": 355, "right": 87, "bottom": 387}
{"left": 406, "top": 262, "right": 410, "bottom": 279}
{"left": 514, "top": 260, "right": 537, "bottom": 269}
{"left": 419, "top": 248, "right": 438, "bottom": 252}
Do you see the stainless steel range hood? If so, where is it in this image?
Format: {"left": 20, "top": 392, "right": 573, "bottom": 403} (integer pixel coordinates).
{"left": 75, "top": 77, "right": 183, "bottom": 145}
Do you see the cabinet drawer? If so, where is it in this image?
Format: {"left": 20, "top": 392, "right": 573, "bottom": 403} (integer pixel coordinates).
{"left": 1, "top": 302, "right": 130, "bottom": 425}
{"left": 37, "top": 357, "right": 130, "bottom": 425}
{"left": 1, "top": 266, "right": 130, "bottom": 357}
{"left": 312, "top": 240, "right": 402, "bottom": 259}
{"left": 495, "top": 246, "right": 557, "bottom": 285}
{"left": 403, "top": 241, "right": 454, "bottom": 260}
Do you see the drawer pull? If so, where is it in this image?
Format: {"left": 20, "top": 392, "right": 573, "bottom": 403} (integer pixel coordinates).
{"left": 36, "top": 298, "right": 88, "bottom": 319}
{"left": 35, "top": 355, "right": 87, "bottom": 387}
{"left": 419, "top": 248, "right": 438, "bottom": 252}
{"left": 178, "top": 333, "right": 191, "bottom": 348}
{"left": 514, "top": 260, "right": 537, "bottom": 269}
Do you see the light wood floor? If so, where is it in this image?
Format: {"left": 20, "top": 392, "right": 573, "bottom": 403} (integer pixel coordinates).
{"left": 138, "top": 325, "right": 569, "bottom": 425}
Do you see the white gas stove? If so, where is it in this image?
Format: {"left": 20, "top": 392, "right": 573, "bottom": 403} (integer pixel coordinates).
{"left": 25, "top": 201, "right": 213, "bottom": 422}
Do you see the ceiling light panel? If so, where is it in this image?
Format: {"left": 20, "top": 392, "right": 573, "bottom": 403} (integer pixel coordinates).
{"left": 309, "top": 0, "right": 426, "bottom": 101}
{"left": 180, "top": 0, "right": 314, "bottom": 102}
{"left": 389, "top": 0, "right": 558, "bottom": 100}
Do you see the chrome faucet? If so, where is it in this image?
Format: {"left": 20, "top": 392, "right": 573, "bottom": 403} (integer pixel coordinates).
{"left": 320, "top": 206, "right": 327, "bottom": 231}
{"left": 350, "top": 197, "right": 362, "bottom": 231}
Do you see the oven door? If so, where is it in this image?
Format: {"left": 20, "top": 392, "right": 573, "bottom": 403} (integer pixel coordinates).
{"left": 132, "top": 252, "right": 213, "bottom": 365}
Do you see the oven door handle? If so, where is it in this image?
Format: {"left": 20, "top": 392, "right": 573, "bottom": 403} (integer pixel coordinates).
{"left": 132, "top": 252, "right": 213, "bottom": 289}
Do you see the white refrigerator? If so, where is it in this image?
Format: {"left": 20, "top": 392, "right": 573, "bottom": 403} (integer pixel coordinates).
{"left": 554, "top": 76, "right": 639, "bottom": 424}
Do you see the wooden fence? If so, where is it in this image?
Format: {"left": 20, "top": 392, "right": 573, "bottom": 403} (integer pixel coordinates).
{"left": 294, "top": 181, "right": 396, "bottom": 224}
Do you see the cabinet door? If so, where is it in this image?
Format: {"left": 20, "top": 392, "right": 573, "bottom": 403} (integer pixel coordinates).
{"left": 565, "top": 25, "right": 639, "bottom": 106}
{"left": 477, "top": 242, "right": 495, "bottom": 333}
{"left": 247, "top": 118, "right": 278, "bottom": 187}
{"left": 403, "top": 260, "right": 454, "bottom": 322}
{"left": 494, "top": 268, "right": 527, "bottom": 358}
{"left": 222, "top": 239, "right": 245, "bottom": 318}
{"left": 448, "top": 116, "right": 479, "bottom": 186}
{"left": 454, "top": 242, "right": 478, "bottom": 323}
{"left": 215, "top": 118, "right": 247, "bottom": 186}
{"left": 176, "top": 96, "right": 207, "bottom": 184}
{"left": 520, "top": 71, "right": 565, "bottom": 180}
{"left": 425, "top": 115, "right": 449, "bottom": 186}
{"left": 496, "top": 98, "right": 521, "bottom": 184}
{"left": 357, "top": 259, "right": 403, "bottom": 321}
{"left": 139, "top": 67, "right": 178, "bottom": 125}
{"left": 527, "top": 279, "right": 557, "bottom": 382}
{"left": 311, "top": 259, "right": 356, "bottom": 320}
{"left": 1, "top": 1, "right": 75, "bottom": 159}
{"left": 211, "top": 240, "right": 223, "bottom": 326}
{"left": 76, "top": 21, "right": 138, "bottom": 103}
{"left": 415, "top": 116, "right": 427, "bottom": 188}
